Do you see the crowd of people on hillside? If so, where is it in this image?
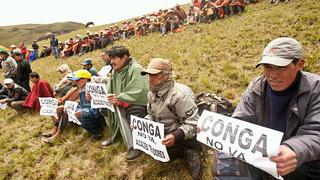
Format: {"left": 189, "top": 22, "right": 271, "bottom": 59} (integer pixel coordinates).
{"left": 1, "top": 37, "right": 319, "bottom": 180}
{"left": 2, "top": 0, "right": 265, "bottom": 63}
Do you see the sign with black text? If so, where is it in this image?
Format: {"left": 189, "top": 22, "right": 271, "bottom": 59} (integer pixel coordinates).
{"left": 86, "top": 83, "right": 114, "bottom": 112}
{"left": 64, "top": 101, "right": 81, "bottom": 125}
{"left": 39, "top": 97, "right": 58, "bottom": 116}
{"left": 131, "top": 115, "right": 170, "bottom": 162}
{"left": 197, "top": 110, "right": 283, "bottom": 179}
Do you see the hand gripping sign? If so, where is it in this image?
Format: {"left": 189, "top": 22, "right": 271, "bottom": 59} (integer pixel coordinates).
{"left": 39, "top": 97, "right": 58, "bottom": 116}
{"left": 197, "top": 110, "right": 284, "bottom": 179}
{"left": 131, "top": 115, "right": 170, "bottom": 162}
{"left": 64, "top": 101, "right": 81, "bottom": 125}
{"left": 85, "top": 82, "right": 114, "bottom": 112}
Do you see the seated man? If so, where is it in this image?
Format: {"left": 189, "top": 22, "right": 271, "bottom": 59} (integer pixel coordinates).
{"left": 141, "top": 58, "right": 203, "bottom": 180}
{"left": 23, "top": 72, "right": 54, "bottom": 113}
{"left": 100, "top": 45, "right": 149, "bottom": 161}
{"left": 44, "top": 70, "right": 104, "bottom": 143}
{"left": 0, "top": 78, "right": 29, "bottom": 112}
{"left": 54, "top": 64, "right": 73, "bottom": 97}
{"left": 81, "top": 58, "right": 98, "bottom": 76}
{"left": 233, "top": 37, "right": 320, "bottom": 179}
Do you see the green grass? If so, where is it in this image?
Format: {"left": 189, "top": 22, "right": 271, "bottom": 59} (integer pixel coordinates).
{"left": 0, "top": 0, "right": 319, "bottom": 179}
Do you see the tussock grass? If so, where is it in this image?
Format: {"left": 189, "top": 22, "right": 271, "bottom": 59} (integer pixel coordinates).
{"left": 0, "top": 0, "right": 319, "bottom": 179}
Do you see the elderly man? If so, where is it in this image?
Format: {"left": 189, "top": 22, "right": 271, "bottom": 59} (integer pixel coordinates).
{"left": 0, "top": 78, "right": 29, "bottom": 112}
{"left": 100, "top": 45, "right": 149, "bottom": 161}
{"left": 233, "top": 37, "right": 320, "bottom": 179}
{"left": 44, "top": 70, "right": 104, "bottom": 143}
{"left": 141, "top": 58, "right": 203, "bottom": 180}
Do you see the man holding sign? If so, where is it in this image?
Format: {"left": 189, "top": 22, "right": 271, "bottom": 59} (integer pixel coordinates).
{"left": 141, "top": 58, "right": 203, "bottom": 180}
{"left": 233, "top": 37, "right": 320, "bottom": 179}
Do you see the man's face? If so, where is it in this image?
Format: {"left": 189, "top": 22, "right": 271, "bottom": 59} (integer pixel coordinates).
{"left": 149, "top": 72, "right": 167, "bottom": 87}
{"left": 5, "top": 83, "right": 14, "bottom": 89}
{"left": 111, "top": 56, "right": 127, "bottom": 71}
{"left": 82, "top": 64, "right": 91, "bottom": 70}
{"left": 29, "top": 77, "right": 38, "bottom": 84}
{"left": 13, "top": 55, "right": 22, "bottom": 61}
{"left": 75, "top": 78, "right": 87, "bottom": 88}
{"left": 101, "top": 52, "right": 111, "bottom": 65}
{"left": 263, "top": 60, "right": 304, "bottom": 91}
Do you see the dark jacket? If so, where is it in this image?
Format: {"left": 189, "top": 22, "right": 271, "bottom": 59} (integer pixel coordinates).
{"left": 5, "top": 84, "right": 29, "bottom": 103}
{"left": 16, "top": 59, "right": 32, "bottom": 91}
{"left": 233, "top": 71, "right": 320, "bottom": 168}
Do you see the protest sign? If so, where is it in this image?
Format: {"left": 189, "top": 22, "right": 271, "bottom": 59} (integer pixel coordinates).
{"left": 39, "top": 97, "right": 58, "bottom": 116}
{"left": 97, "top": 65, "right": 112, "bottom": 77}
{"left": 64, "top": 101, "right": 81, "bottom": 125}
{"left": 0, "top": 103, "right": 7, "bottom": 110}
{"left": 85, "top": 82, "right": 114, "bottom": 112}
{"left": 197, "top": 110, "right": 284, "bottom": 179}
{"left": 131, "top": 115, "right": 170, "bottom": 162}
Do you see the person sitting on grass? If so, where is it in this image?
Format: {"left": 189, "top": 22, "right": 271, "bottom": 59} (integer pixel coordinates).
{"left": 44, "top": 70, "right": 104, "bottom": 143}
{"left": 23, "top": 72, "right": 54, "bottom": 113}
{"left": 54, "top": 64, "right": 73, "bottom": 97}
{"left": 0, "top": 78, "right": 29, "bottom": 112}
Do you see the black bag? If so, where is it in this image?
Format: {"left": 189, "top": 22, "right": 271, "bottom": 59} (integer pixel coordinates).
{"left": 196, "top": 92, "right": 251, "bottom": 180}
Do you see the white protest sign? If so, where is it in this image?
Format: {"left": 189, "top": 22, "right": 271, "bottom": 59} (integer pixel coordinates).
{"left": 98, "top": 65, "right": 112, "bottom": 77}
{"left": 39, "top": 97, "right": 58, "bottom": 116}
{"left": 85, "top": 82, "right": 114, "bottom": 112}
{"left": 131, "top": 115, "right": 170, "bottom": 162}
{"left": 197, "top": 110, "right": 284, "bottom": 179}
{"left": 0, "top": 103, "right": 7, "bottom": 110}
{"left": 64, "top": 101, "right": 81, "bottom": 125}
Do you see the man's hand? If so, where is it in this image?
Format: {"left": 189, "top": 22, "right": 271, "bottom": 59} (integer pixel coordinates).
{"left": 271, "top": 145, "right": 298, "bottom": 176}
{"left": 85, "top": 92, "right": 92, "bottom": 101}
{"left": 107, "top": 94, "right": 118, "bottom": 106}
{"left": 74, "top": 111, "right": 81, "bottom": 119}
{"left": 162, "top": 134, "right": 175, "bottom": 147}
{"left": 0, "top": 99, "right": 6, "bottom": 104}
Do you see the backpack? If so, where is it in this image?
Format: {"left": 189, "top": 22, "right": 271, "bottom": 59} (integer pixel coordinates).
{"left": 196, "top": 92, "right": 251, "bottom": 180}
{"left": 196, "top": 92, "right": 234, "bottom": 116}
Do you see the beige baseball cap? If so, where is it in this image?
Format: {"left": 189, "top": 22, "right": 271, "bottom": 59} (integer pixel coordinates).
{"left": 141, "top": 58, "right": 172, "bottom": 75}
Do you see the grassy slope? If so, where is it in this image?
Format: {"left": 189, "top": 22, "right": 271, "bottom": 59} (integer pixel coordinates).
{"left": 0, "top": 0, "right": 319, "bottom": 179}
{"left": 0, "top": 22, "right": 84, "bottom": 47}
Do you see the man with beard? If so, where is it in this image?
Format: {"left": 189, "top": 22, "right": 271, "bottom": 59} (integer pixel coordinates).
{"left": 140, "top": 58, "right": 203, "bottom": 180}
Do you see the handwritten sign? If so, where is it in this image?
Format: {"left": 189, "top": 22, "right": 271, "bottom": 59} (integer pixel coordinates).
{"left": 64, "top": 101, "right": 81, "bottom": 125}
{"left": 131, "top": 115, "right": 170, "bottom": 162}
{"left": 86, "top": 83, "right": 114, "bottom": 112}
{"left": 39, "top": 97, "right": 58, "bottom": 116}
{"left": 197, "top": 110, "right": 283, "bottom": 179}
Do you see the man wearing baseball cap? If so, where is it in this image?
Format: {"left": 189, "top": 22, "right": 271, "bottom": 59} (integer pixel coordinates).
{"left": 44, "top": 70, "right": 104, "bottom": 143}
{"left": 81, "top": 58, "right": 98, "bottom": 76}
{"left": 233, "top": 37, "right": 320, "bottom": 179}
{"left": 141, "top": 58, "right": 203, "bottom": 180}
{"left": 0, "top": 78, "right": 29, "bottom": 112}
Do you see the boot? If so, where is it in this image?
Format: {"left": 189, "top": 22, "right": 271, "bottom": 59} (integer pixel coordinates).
{"left": 184, "top": 149, "right": 203, "bottom": 180}
{"left": 126, "top": 148, "right": 142, "bottom": 161}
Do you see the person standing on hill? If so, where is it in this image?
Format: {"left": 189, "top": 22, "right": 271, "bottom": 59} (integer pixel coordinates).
{"left": 0, "top": 51, "right": 17, "bottom": 80}
{"left": 32, "top": 40, "right": 39, "bottom": 59}
{"left": 12, "top": 49, "right": 32, "bottom": 92}
{"left": 50, "top": 34, "right": 59, "bottom": 59}
{"left": 233, "top": 37, "right": 320, "bottom": 179}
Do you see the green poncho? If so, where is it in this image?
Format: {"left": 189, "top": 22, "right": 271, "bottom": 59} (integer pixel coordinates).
{"left": 105, "top": 58, "right": 149, "bottom": 143}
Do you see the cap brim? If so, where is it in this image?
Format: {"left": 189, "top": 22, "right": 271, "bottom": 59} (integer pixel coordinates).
{"left": 141, "top": 69, "right": 162, "bottom": 76}
{"left": 256, "top": 56, "right": 293, "bottom": 68}
{"left": 69, "top": 76, "right": 81, "bottom": 81}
